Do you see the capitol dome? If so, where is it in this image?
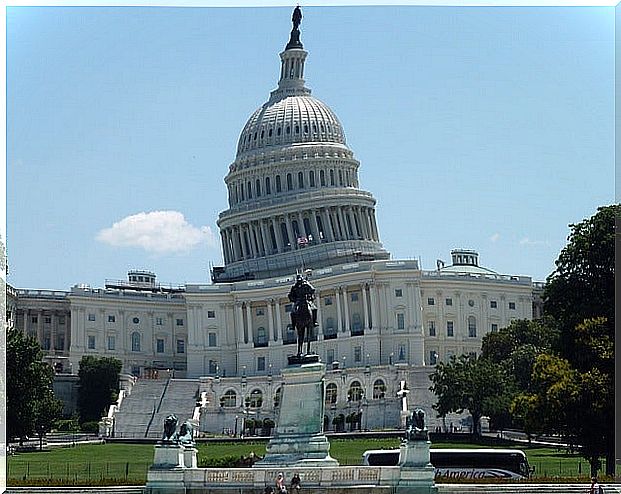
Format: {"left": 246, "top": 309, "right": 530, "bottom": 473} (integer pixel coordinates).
{"left": 236, "top": 94, "right": 346, "bottom": 157}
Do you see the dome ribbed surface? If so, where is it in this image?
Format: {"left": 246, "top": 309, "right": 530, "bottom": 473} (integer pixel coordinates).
{"left": 236, "top": 95, "right": 346, "bottom": 157}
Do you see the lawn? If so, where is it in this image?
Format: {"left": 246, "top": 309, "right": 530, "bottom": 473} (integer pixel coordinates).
{"left": 7, "top": 438, "right": 614, "bottom": 486}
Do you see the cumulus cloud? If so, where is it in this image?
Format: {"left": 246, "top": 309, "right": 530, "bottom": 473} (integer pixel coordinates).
{"left": 97, "top": 211, "right": 216, "bottom": 254}
{"left": 519, "top": 237, "right": 549, "bottom": 247}
{"left": 490, "top": 233, "right": 500, "bottom": 243}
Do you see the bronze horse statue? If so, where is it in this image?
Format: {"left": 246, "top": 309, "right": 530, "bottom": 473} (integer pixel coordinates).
{"left": 291, "top": 294, "right": 313, "bottom": 356}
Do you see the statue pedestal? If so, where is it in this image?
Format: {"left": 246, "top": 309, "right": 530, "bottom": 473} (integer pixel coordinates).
{"left": 183, "top": 446, "right": 198, "bottom": 468}
{"left": 397, "top": 440, "right": 438, "bottom": 494}
{"left": 255, "top": 361, "right": 338, "bottom": 467}
{"left": 147, "top": 444, "right": 187, "bottom": 494}
{"left": 152, "top": 444, "right": 185, "bottom": 469}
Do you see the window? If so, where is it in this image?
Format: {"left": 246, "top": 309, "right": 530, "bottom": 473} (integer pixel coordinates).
{"left": 107, "top": 336, "right": 115, "bottom": 351}
{"left": 176, "top": 339, "right": 185, "bottom": 354}
{"left": 108, "top": 315, "right": 116, "bottom": 323}
{"left": 298, "top": 171, "right": 304, "bottom": 188}
{"left": 354, "top": 346, "right": 361, "bottom": 363}
{"left": 490, "top": 300, "right": 497, "bottom": 309}
{"left": 31, "top": 316, "right": 38, "bottom": 324}
{"left": 275, "top": 175, "right": 282, "bottom": 193}
{"left": 509, "top": 302, "right": 516, "bottom": 310}
{"left": 88, "top": 313, "right": 96, "bottom": 321}
{"left": 309, "top": 170, "right": 315, "bottom": 187}
{"left": 256, "top": 327, "right": 268, "bottom": 346}
{"left": 327, "top": 348, "right": 335, "bottom": 364}
{"left": 395, "top": 289, "right": 403, "bottom": 298}
{"left": 468, "top": 316, "right": 477, "bottom": 338}
{"left": 133, "top": 317, "right": 140, "bottom": 324}
{"left": 326, "top": 383, "right": 338, "bottom": 404}
{"left": 208, "top": 332, "right": 217, "bottom": 347}
{"left": 156, "top": 317, "right": 163, "bottom": 325}
{"left": 396, "top": 313, "right": 405, "bottom": 330}
{"left": 274, "top": 387, "right": 282, "bottom": 408}
{"left": 427, "top": 297, "right": 435, "bottom": 305}
{"left": 320, "top": 169, "right": 326, "bottom": 186}
{"left": 429, "top": 351, "right": 438, "bottom": 365}
{"left": 324, "top": 296, "right": 333, "bottom": 306}
{"left": 445, "top": 298, "right": 452, "bottom": 306}
{"left": 491, "top": 323, "right": 498, "bottom": 332}
{"left": 373, "top": 379, "right": 386, "bottom": 399}
{"left": 256, "top": 308, "right": 265, "bottom": 316}
{"left": 131, "top": 332, "right": 141, "bottom": 352}
{"left": 207, "top": 310, "right": 216, "bottom": 318}
{"left": 257, "top": 356, "right": 266, "bottom": 372}
{"left": 247, "top": 389, "right": 263, "bottom": 408}
{"left": 176, "top": 318, "right": 184, "bottom": 326}
{"left": 88, "top": 335, "right": 96, "bottom": 350}
{"left": 44, "top": 316, "right": 52, "bottom": 324}
{"left": 446, "top": 321, "right": 454, "bottom": 337}
{"left": 156, "top": 338, "right": 165, "bottom": 353}
{"left": 398, "top": 344, "right": 406, "bottom": 361}
{"left": 428, "top": 320, "right": 436, "bottom": 337}
{"left": 286, "top": 173, "right": 293, "bottom": 190}
{"left": 348, "top": 381, "right": 363, "bottom": 402}
{"left": 43, "top": 337, "right": 51, "bottom": 350}
{"left": 221, "top": 390, "right": 237, "bottom": 408}
{"left": 58, "top": 316, "right": 65, "bottom": 325}
{"left": 209, "top": 360, "right": 218, "bottom": 374}
{"left": 351, "top": 292, "right": 359, "bottom": 302}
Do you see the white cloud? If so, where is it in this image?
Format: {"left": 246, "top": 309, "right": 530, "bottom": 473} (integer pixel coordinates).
{"left": 97, "top": 211, "right": 216, "bottom": 254}
{"left": 519, "top": 237, "right": 549, "bottom": 247}
{"left": 490, "top": 233, "right": 500, "bottom": 243}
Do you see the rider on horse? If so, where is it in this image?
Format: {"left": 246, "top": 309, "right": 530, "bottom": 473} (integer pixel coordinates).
{"left": 288, "top": 273, "right": 318, "bottom": 329}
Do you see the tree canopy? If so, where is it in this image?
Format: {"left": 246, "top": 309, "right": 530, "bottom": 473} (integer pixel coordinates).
{"left": 7, "top": 328, "right": 63, "bottom": 443}
{"left": 77, "top": 356, "right": 122, "bottom": 423}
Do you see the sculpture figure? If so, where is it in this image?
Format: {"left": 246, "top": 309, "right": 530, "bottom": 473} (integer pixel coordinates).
{"left": 288, "top": 273, "right": 317, "bottom": 356}
{"left": 405, "top": 408, "right": 428, "bottom": 442}
{"left": 292, "top": 6, "right": 302, "bottom": 29}
{"left": 177, "top": 420, "right": 195, "bottom": 446}
{"left": 163, "top": 414, "right": 178, "bottom": 442}
{"left": 286, "top": 6, "right": 303, "bottom": 50}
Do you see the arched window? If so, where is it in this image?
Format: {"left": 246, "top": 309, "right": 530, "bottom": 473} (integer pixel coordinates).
{"left": 286, "top": 173, "right": 293, "bottom": 191}
{"left": 247, "top": 181, "right": 252, "bottom": 199}
{"left": 468, "top": 316, "right": 477, "bottom": 337}
{"left": 265, "top": 177, "right": 271, "bottom": 195}
{"left": 274, "top": 387, "right": 282, "bottom": 408}
{"left": 309, "top": 170, "right": 315, "bottom": 187}
{"left": 247, "top": 389, "right": 263, "bottom": 408}
{"left": 330, "top": 169, "right": 335, "bottom": 186}
{"left": 220, "top": 389, "right": 237, "bottom": 408}
{"left": 338, "top": 170, "right": 343, "bottom": 186}
{"left": 255, "top": 179, "right": 261, "bottom": 197}
{"left": 277, "top": 127, "right": 281, "bottom": 136}
{"left": 275, "top": 175, "right": 282, "bottom": 193}
{"left": 373, "top": 379, "right": 386, "bottom": 400}
{"left": 348, "top": 381, "right": 363, "bottom": 402}
{"left": 131, "top": 332, "right": 141, "bottom": 352}
{"left": 326, "top": 383, "right": 338, "bottom": 404}
{"left": 298, "top": 171, "right": 304, "bottom": 188}
{"left": 320, "top": 170, "right": 326, "bottom": 186}
{"left": 240, "top": 182, "right": 245, "bottom": 201}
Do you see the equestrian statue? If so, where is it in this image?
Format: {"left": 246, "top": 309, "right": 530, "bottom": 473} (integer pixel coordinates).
{"left": 288, "top": 272, "right": 318, "bottom": 356}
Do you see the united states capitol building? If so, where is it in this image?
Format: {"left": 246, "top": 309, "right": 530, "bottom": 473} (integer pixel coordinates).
{"left": 7, "top": 11, "right": 543, "bottom": 434}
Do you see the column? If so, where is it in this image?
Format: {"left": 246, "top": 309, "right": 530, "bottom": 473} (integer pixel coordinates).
{"left": 297, "top": 212, "right": 307, "bottom": 238}
{"left": 272, "top": 218, "right": 283, "bottom": 253}
{"left": 252, "top": 222, "right": 262, "bottom": 256}
{"left": 37, "top": 309, "right": 44, "bottom": 346}
{"left": 336, "top": 288, "right": 343, "bottom": 332}
{"left": 275, "top": 299, "right": 282, "bottom": 341}
{"left": 247, "top": 224, "right": 256, "bottom": 258}
{"left": 337, "top": 207, "right": 348, "bottom": 239}
{"left": 232, "top": 228, "right": 241, "bottom": 261}
{"left": 51, "top": 312, "right": 58, "bottom": 352}
{"left": 267, "top": 300, "right": 275, "bottom": 342}
{"left": 236, "top": 303, "right": 245, "bottom": 345}
{"left": 347, "top": 208, "right": 356, "bottom": 237}
{"left": 364, "top": 209, "right": 373, "bottom": 241}
{"left": 342, "top": 286, "right": 350, "bottom": 333}
{"left": 220, "top": 231, "right": 228, "bottom": 263}
{"left": 246, "top": 303, "right": 253, "bottom": 344}
{"left": 240, "top": 226, "right": 248, "bottom": 259}
{"left": 321, "top": 209, "right": 334, "bottom": 242}
{"left": 362, "top": 284, "right": 369, "bottom": 330}
{"left": 285, "top": 215, "right": 295, "bottom": 250}
{"left": 359, "top": 208, "right": 370, "bottom": 239}
{"left": 260, "top": 220, "right": 269, "bottom": 256}
{"left": 310, "top": 209, "right": 321, "bottom": 243}
{"left": 369, "top": 282, "right": 378, "bottom": 330}
{"left": 370, "top": 210, "right": 380, "bottom": 241}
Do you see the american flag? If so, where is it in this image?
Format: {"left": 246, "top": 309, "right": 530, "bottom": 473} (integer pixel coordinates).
{"left": 297, "top": 235, "right": 308, "bottom": 246}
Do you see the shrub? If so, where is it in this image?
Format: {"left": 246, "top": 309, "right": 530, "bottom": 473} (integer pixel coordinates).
{"left": 80, "top": 421, "right": 99, "bottom": 433}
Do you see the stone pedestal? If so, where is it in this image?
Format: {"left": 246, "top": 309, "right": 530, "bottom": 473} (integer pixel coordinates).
{"left": 183, "top": 446, "right": 198, "bottom": 468}
{"left": 152, "top": 444, "right": 185, "bottom": 469}
{"left": 397, "top": 440, "right": 438, "bottom": 494}
{"left": 147, "top": 444, "right": 187, "bottom": 494}
{"left": 255, "top": 361, "right": 338, "bottom": 467}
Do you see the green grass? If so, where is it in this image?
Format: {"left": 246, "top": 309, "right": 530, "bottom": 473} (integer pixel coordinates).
{"left": 7, "top": 439, "right": 617, "bottom": 486}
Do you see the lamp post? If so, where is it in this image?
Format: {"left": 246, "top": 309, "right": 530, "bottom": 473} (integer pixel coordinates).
{"left": 389, "top": 352, "right": 394, "bottom": 365}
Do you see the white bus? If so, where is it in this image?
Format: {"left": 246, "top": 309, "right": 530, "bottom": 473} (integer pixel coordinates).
{"left": 362, "top": 448, "right": 532, "bottom": 480}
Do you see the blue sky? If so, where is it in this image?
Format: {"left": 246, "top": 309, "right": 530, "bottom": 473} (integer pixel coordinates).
{"left": 6, "top": 5, "right": 614, "bottom": 290}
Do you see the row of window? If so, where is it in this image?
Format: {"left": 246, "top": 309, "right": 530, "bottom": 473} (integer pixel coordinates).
{"left": 29, "top": 315, "right": 66, "bottom": 324}
{"left": 427, "top": 297, "right": 517, "bottom": 310}
{"left": 87, "top": 333, "right": 185, "bottom": 354}
{"left": 218, "top": 379, "right": 388, "bottom": 410}
{"left": 87, "top": 314, "right": 186, "bottom": 325}
{"left": 426, "top": 318, "right": 499, "bottom": 338}
{"left": 229, "top": 167, "right": 356, "bottom": 205}
{"left": 239, "top": 120, "right": 339, "bottom": 152}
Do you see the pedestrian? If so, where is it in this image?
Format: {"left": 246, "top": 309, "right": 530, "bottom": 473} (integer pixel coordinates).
{"left": 589, "top": 476, "right": 604, "bottom": 494}
{"left": 275, "top": 472, "right": 287, "bottom": 493}
{"left": 290, "top": 472, "right": 301, "bottom": 492}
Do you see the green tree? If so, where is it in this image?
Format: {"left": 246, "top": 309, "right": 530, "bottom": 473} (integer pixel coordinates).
{"left": 77, "top": 356, "right": 122, "bottom": 423}
{"left": 6, "top": 328, "right": 63, "bottom": 444}
{"left": 429, "top": 354, "right": 511, "bottom": 436}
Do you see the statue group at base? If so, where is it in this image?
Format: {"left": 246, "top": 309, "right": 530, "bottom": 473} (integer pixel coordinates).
{"left": 151, "top": 414, "right": 198, "bottom": 471}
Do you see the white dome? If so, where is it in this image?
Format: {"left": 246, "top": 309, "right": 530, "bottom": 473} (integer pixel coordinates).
{"left": 236, "top": 94, "right": 346, "bottom": 157}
